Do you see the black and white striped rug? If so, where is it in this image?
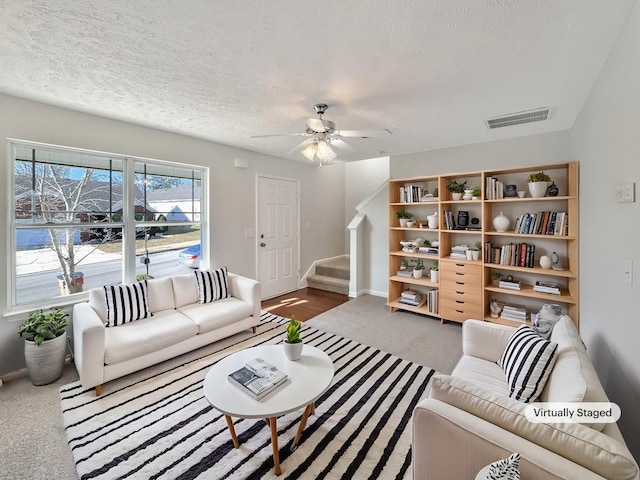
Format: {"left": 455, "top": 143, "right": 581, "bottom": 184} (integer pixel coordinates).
{"left": 60, "top": 312, "right": 435, "bottom": 479}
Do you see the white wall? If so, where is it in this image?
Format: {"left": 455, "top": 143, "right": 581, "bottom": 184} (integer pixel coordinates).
{"left": 570, "top": 0, "right": 640, "bottom": 457}
{"left": 0, "top": 94, "right": 346, "bottom": 376}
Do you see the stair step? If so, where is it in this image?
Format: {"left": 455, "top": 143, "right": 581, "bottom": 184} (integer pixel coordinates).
{"left": 307, "top": 274, "right": 349, "bottom": 295}
{"left": 316, "top": 259, "right": 350, "bottom": 280}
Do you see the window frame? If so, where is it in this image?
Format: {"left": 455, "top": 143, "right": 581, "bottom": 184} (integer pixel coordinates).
{"left": 7, "top": 139, "right": 208, "bottom": 312}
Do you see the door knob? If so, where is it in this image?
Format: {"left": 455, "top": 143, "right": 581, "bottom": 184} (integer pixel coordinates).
{"left": 260, "top": 243, "right": 266, "bottom": 247}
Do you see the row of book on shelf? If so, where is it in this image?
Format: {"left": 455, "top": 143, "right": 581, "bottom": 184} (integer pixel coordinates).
{"left": 498, "top": 278, "right": 561, "bottom": 296}
{"left": 399, "top": 288, "right": 439, "bottom": 314}
{"left": 484, "top": 242, "right": 536, "bottom": 268}
{"left": 485, "top": 176, "right": 506, "bottom": 200}
{"left": 513, "top": 211, "right": 568, "bottom": 236}
{"left": 399, "top": 184, "right": 428, "bottom": 203}
{"left": 228, "top": 357, "right": 287, "bottom": 400}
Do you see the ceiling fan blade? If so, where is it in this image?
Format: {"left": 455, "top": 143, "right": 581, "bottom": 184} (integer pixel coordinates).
{"left": 250, "top": 132, "right": 310, "bottom": 138}
{"left": 329, "top": 138, "right": 355, "bottom": 152}
{"left": 334, "top": 129, "right": 392, "bottom": 138}
{"left": 287, "top": 139, "right": 314, "bottom": 155}
{"left": 306, "top": 118, "right": 329, "bottom": 133}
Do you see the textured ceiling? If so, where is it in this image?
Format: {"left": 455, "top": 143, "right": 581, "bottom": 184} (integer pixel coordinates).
{"left": 0, "top": 1, "right": 636, "bottom": 163}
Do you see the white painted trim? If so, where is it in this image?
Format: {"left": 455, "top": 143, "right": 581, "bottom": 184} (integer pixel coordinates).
{"left": 354, "top": 178, "right": 390, "bottom": 212}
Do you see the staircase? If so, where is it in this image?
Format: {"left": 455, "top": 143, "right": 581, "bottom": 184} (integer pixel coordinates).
{"left": 307, "top": 258, "right": 350, "bottom": 296}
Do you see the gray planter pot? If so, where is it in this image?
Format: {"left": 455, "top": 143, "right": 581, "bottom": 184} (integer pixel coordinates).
{"left": 24, "top": 333, "right": 67, "bottom": 385}
{"left": 283, "top": 341, "right": 303, "bottom": 361}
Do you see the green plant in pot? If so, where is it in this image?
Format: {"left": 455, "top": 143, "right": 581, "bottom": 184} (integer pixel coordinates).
{"left": 527, "top": 171, "right": 551, "bottom": 198}
{"left": 447, "top": 180, "right": 467, "bottom": 199}
{"left": 17, "top": 308, "right": 69, "bottom": 385}
{"left": 284, "top": 315, "right": 303, "bottom": 361}
{"left": 411, "top": 259, "right": 425, "bottom": 278}
{"left": 395, "top": 210, "right": 413, "bottom": 227}
{"left": 472, "top": 186, "right": 481, "bottom": 198}
{"left": 430, "top": 261, "right": 439, "bottom": 282}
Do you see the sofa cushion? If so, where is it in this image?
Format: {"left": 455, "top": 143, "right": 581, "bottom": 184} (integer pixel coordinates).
{"left": 178, "top": 297, "right": 253, "bottom": 334}
{"left": 451, "top": 355, "right": 509, "bottom": 395}
{"left": 540, "top": 316, "right": 609, "bottom": 431}
{"left": 103, "top": 281, "right": 152, "bottom": 327}
{"left": 194, "top": 268, "right": 230, "bottom": 304}
{"left": 429, "top": 374, "right": 639, "bottom": 480}
{"left": 172, "top": 274, "right": 199, "bottom": 308}
{"left": 498, "top": 324, "right": 558, "bottom": 403}
{"left": 146, "top": 277, "right": 176, "bottom": 312}
{"left": 104, "top": 309, "right": 198, "bottom": 364}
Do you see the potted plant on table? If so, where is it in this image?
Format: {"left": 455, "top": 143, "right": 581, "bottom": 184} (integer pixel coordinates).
{"left": 448, "top": 180, "right": 467, "bottom": 200}
{"left": 469, "top": 242, "right": 482, "bottom": 261}
{"left": 284, "top": 315, "right": 303, "bottom": 361}
{"left": 527, "top": 171, "right": 551, "bottom": 198}
{"left": 17, "top": 308, "right": 69, "bottom": 385}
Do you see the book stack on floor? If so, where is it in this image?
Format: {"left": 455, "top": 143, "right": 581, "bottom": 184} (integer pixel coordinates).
{"left": 398, "top": 289, "right": 425, "bottom": 308}
{"left": 499, "top": 278, "right": 521, "bottom": 291}
{"left": 228, "top": 357, "right": 287, "bottom": 400}
{"left": 500, "top": 305, "right": 528, "bottom": 323}
{"left": 533, "top": 280, "right": 561, "bottom": 296}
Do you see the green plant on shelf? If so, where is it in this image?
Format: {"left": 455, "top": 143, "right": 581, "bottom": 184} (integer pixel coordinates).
{"left": 430, "top": 261, "right": 439, "bottom": 271}
{"left": 412, "top": 259, "right": 425, "bottom": 271}
{"left": 395, "top": 211, "right": 413, "bottom": 219}
{"left": 472, "top": 186, "right": 481, "bottom": 197}
{"left": 447, "top": 180, "right": 467, "bottom": 193}
{"left": 527, "top": 171, "right": 551, "bottom": 182}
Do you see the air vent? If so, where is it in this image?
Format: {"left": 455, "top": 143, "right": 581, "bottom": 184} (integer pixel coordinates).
{"left": 485, "top": 107, "right": 551, "bottom": 130}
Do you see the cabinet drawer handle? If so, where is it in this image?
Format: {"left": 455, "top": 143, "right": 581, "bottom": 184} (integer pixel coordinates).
{"left": 456, "top": 309, "right": 464, "bottom": 313}
{"left": 456, "top": 291, "right": 464, "bottom": 295}
{"left": 455, "top": 272, "right": 464, "bottom": 276}
{"left": 455, "top": 263, "right": 465, "bottom": 267}
{"left": 456, "top": 300, "right": 464, "bottom": 304}
{"left": 456, "top": 281, "right": 465, "bottom": 285}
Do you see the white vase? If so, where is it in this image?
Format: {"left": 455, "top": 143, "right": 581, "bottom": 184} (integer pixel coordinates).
{"left": 466, "top": 250, "right": 473, "bottom": 260}
{"left": 399, "top": 218, "right": 408, "bottom": 227}
{"left": 463, "top": 189, "right": 473, "bottom": 200}
{"left": 284, "top": 341, "right": 303, "bottom": 361}
{"left": 430, "top": 270, "right": 439, "bottom": 283}
{"left": 451, "top": 192, "right": 463, "bottom": 201}
{"left": 427, "top": 212, "right": 438, "bottom": 229}
{"left": 492, "top": 212, "right": 510, "bottom": 232}
{"left": 413, "top": 269, "right": 423, "bottom": 279}
{"left": 528, "top": 181, "right": 548, "bottom": 198}
{"left": 471, "top": 250, "right": 480, "bottom": 261}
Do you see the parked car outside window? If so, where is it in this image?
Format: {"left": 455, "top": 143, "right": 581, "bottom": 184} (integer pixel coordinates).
{"left": 178, "top": 244, "right": 200, "bottom": 268}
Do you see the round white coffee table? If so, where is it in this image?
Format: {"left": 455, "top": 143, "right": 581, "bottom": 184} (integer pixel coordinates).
{"left": 203, "top": 344, "right": 334, "bottom": 475}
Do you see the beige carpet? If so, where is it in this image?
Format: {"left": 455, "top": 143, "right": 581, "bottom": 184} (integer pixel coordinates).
{"left": 0, "top": 294, "right": 462, "bottom": 480}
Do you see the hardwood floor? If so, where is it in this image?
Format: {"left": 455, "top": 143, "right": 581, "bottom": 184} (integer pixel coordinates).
{"left": 261, "top": 287, "right": 350, "bottom": 322}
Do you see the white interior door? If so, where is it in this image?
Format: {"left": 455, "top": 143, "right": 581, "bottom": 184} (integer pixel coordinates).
{"left": 258, "top": 175, "right": 299, "bottom": 299}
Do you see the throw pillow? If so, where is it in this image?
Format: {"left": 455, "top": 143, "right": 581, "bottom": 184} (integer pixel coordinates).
{"left": 104, "top": 280, "right": 152, "bottom": 327}
{"left": 194, "top": 267, "right": 230, "bottom": 304}
{"left": 485, "top": 453, "right": 520, "bottom": 479}
{"left": 498, "top": 324, "right": 558, "bottom": 403}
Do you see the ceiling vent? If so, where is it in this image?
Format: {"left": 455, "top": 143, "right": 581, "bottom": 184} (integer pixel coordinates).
{"left": 485, "top": 107, "right": 552, "bottom": 130}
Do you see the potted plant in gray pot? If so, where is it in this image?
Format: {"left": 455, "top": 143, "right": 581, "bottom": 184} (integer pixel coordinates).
{"left": 283, "top": 315, "right": 303, "bottom": 360}
{"left": 17, "top": 308, "right": 69, "bottom": 385}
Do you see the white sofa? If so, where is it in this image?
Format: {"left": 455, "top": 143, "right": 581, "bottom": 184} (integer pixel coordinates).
{"left": 413, "top": 317, "right": 639, "bottom": 480}
{"left": 72, "top": 272, "right": 260, "bottom": 395}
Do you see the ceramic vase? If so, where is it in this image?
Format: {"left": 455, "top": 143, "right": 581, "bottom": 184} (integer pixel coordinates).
{"left": 430, "top": 270, "right": 439, "bottom": 283}
{"left": 427, "top": 212, "right": 438, "bottom": 229}
{"left": 413, "top": 269, "right": 423, "bottom": 279}
{"left": 471, "top": 250, "right": 480, "bottom": 261}
{"left": 463, "top": 189, "right": 473, "bottom": 200}
{"left": 528, "top": 181, "right": 548, "bottom": 198}
{"left": 492, "top": 212, "right": 510, "bottom": 232}
{"left": 284, "top": 341, "right": 303, "bottom": 361}
{"left": 451, "top": 192, "right": 463, "bottom": 201}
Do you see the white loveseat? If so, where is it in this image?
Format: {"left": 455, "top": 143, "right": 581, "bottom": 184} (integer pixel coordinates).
{"left": 413, "top": 317, "right": 639, "bottom": 479}
{"left": 72, "top": 272, "right": 260, "bottom": 395}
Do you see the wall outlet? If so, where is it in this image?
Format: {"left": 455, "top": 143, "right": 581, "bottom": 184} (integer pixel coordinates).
{"left": 616, "top": 183, "right": 635, "bottom": 203}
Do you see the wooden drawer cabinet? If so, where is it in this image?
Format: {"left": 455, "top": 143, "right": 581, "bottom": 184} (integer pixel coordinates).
{"left": 440, "top": 303, "right": 484, "bottom": 322}
{"left": 440, "top": 261, "right": 483, "bottom": 323}
{"left": 439, "top": 288, "right": 482, "bottom": 305}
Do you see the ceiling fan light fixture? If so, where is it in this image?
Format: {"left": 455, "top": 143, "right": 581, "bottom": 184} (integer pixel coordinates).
{"left": 316, "top": 140, "right": 336, "bottom": 161}
{"left": 301, "top": 142, "right": 317, "bottom": 161}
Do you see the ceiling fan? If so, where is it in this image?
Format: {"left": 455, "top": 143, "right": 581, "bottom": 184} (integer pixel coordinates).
{"left": 250, "top": 103, "right": 391, "bottom": 165}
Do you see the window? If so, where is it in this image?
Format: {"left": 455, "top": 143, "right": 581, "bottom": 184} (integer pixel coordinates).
{"left": 10, "top": 140, "right": 206, "bottom": 309}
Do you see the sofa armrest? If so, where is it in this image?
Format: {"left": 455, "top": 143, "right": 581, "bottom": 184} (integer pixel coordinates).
{"left": 413, "top": 397, "right": 609, "bottom": 480}
{"left": 227, "top": 273, "right": 261, "bottom": 320}
{"left": 462, "top": 319, "right": 516, "bottom": 362}
{"left": 425, "top": 374, "right": 639, "bottom": 480}
{"left": 72, "top": 302, "right": 106, "bottom": 390}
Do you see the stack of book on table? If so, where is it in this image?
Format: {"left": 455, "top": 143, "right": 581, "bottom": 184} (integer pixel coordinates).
{"left": 499, "top": 278, "right": 521, "bottom": 290}
{"left": 450, "top": 244, "right": 469, "bottom": 259}
{"left": 228, "top": 357, "right": 288, "bottom": 400}
{"left": 500, "top": 305, "right": 528, "bottom": 323}
{"left": 398, "top": 289, "right": 425, "bottom": 308}
{"left": 396, "top": 269, "right": 413, "bottom": 278}
{"left": 533, "top": 280, "right": 561, "bottom": 295}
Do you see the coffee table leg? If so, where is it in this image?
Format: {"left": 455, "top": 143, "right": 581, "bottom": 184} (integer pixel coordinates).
{"left": 269, "top": 417, "right": 282, "bottom": 475}
{"left": 224, "top": 415, "right": 240, "bottom": 449}
{"left": 291, "top": 403, "right": 314, "bottom": 451}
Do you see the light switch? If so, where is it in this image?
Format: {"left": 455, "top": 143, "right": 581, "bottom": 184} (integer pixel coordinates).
{"left": 616, "top": 183, "right": 635, "bottom": 203}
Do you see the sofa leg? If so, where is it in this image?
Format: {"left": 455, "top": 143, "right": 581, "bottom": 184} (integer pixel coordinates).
{"left": 95, "top": 385, "right": 102, "bottom": 396}
{"left": 252, "top": 326, "right": 257, "bottom": 333}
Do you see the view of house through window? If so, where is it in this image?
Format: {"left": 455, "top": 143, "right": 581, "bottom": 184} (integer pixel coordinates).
{"left": 12, "top": 141, "right": 205, "bottom": 308}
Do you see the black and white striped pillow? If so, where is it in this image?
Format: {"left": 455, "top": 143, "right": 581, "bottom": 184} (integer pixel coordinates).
{"left": 194, "top": 268, "right": 230, "bottom": 304}
{"left": 498, "top": 325, "right": 558, "bottom": 403}
{"left": 104, "top": 281, "right": 152, "bottom": 327}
